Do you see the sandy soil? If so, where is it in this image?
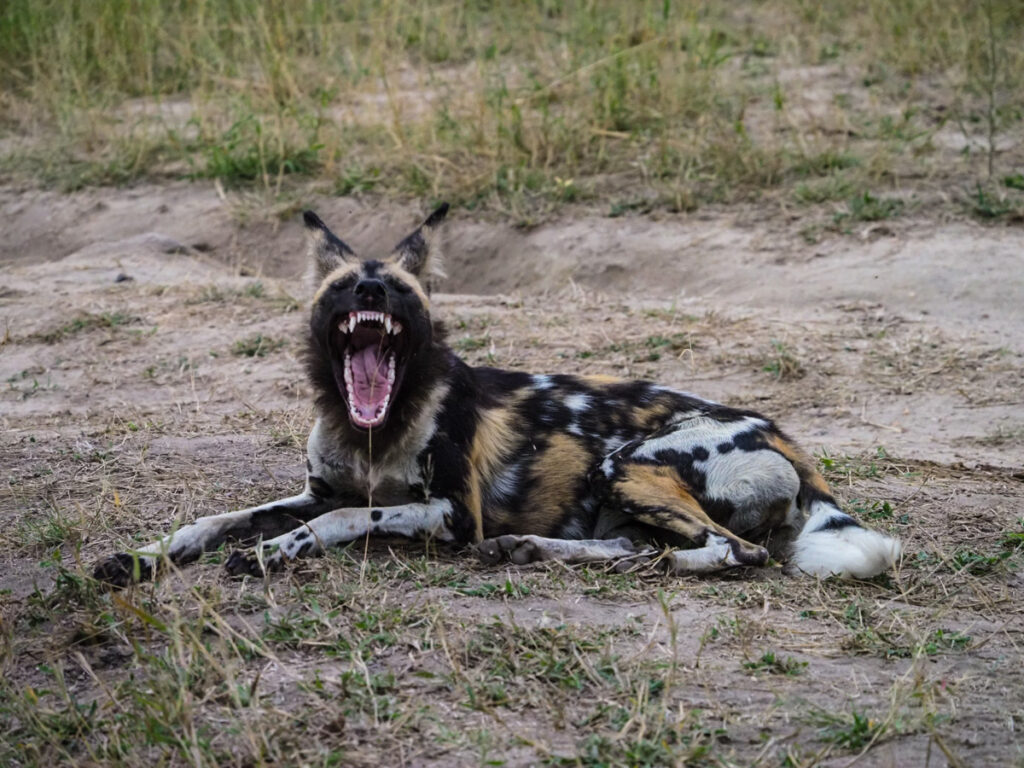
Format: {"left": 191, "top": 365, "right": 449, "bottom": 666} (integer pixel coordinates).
{"left": 2, "top": 183, "right": 1023, "bottom": 765}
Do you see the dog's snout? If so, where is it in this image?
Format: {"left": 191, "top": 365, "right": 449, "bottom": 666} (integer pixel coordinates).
{"left": 354, "top": 278, "right": 387, "bottom": 302}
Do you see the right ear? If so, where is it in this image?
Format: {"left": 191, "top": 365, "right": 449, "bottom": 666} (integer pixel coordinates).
{"left": 303, "top": 210, "right": 356, "bottom": 282}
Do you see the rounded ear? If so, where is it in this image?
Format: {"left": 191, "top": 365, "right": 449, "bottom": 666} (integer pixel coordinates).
{"left": 303, "top": 210, "right": 356, "bottom": 282}
{"left": 394, "top": 203, "right": 449, "bottom": 278}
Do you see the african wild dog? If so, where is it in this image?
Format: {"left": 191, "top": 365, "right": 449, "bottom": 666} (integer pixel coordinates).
{"left": 94, "top": 204, "right": 901, "bottom": 587}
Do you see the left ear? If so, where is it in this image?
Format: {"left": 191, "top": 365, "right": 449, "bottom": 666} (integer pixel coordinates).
{"left": 393, "top": 203, "right": 449, "bottom": 278}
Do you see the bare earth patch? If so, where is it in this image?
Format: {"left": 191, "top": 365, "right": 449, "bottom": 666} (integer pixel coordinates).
{"left": 1, "top": 186, "right": 1022, "bottom": 766}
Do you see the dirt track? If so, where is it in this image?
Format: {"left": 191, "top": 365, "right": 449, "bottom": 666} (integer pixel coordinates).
{"left": 2, "top": 184, "right": 1023, "bottom": 765}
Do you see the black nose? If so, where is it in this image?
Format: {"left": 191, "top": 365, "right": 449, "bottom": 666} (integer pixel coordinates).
{"left": 354, "top": 278, "right": 387, "bottom": 302}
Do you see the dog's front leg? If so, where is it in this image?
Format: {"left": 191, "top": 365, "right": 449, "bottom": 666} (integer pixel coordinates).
{"left": 224, "top": 498, "right": 460, "bottom": 577}
{"left": 94, "top": 492, "right": 338, "bottom": 587}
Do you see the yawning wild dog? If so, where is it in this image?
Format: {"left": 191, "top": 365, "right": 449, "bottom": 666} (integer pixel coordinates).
{"left": 94, "top": 204, "right": 901, "bottom": 586}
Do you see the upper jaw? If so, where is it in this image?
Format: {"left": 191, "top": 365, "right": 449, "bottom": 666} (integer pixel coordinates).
{"left": 338, "top": 310, "right": 404, "bottom": 337}
{"left": 332, "top": 310, "right": 408, "bottom": 430}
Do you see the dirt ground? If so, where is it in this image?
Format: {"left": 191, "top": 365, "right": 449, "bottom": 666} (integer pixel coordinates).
{"left": 2, "top": 184, "right": 1023, "bottom": 766}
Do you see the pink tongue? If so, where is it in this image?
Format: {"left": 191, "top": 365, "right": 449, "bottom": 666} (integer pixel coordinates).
{"left": 350, "top": 345, "right": 390, "bottom": 419}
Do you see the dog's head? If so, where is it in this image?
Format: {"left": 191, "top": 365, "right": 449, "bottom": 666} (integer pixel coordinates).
{"left": 304, "top": 204, "right": 449, "bottom": 434}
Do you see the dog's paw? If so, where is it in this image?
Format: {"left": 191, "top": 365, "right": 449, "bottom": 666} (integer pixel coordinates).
{"left": 225, "top": 546, "right": 284, "bottom": 578}
{"left": 224, "top": 549, "right": 265, "bottom": 578}
{"left": 93, "top": 552, "right": 154, "bottom": 588}
{"left": 476, "top": 535, "right": 542, "bottom": 566}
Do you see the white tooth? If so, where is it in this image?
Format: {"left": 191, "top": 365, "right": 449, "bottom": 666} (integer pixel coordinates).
{"left": 338, "top": 320, "right": 346, "bottom": 333}
{"left": 385, "top": 317, "right": 392, "bottom": 334}
{"left": 393, "top": 321, "right": 402, "bottom": 334}
{"left": 349, "top": 315, "right": 357, "bottom": 333}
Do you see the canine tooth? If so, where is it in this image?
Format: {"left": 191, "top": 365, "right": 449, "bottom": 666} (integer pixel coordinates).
{"left": 349, "top": 314, "right": 357, "bottom": 333}
{"left": 393, "top": 321, "right": 402, "bottom": 334}
{"left": 384, "top": 317, "right": 392, "bottom": 334}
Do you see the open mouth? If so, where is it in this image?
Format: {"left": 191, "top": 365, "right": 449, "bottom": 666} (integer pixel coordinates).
{"left": 334, "top": 310, "right": 405, "bottom": 429}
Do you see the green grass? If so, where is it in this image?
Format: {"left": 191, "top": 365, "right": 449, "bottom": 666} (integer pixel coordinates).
{"left": 231, "top": 334, "right": 285, "bottom": 358}
{"left": 1, "top": 1, "right": 1022, "bottom": 213}
{"left": 37, "top": 311, "right": 137, "bottom": 343}
{"left": 761, "top": 340, "right": 804, "bottom": 381}
{"left": 812, "top": 709, "right": 884, "bottom": 751}
{"left": 742, "top": 650, "right": 808, "bottom": 676}
{"left": 835, "top": 191, "right": 905, "bottom": 223}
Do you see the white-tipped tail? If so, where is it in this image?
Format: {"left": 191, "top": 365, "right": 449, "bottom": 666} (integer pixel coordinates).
{"left": 792, "top": 501, "right": 902, "bottom": 579}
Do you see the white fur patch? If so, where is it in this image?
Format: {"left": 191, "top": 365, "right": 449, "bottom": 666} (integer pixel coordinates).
{"left": 792, "top": 501, "right": 902, "bottom": 579}
{"left": 630, "top": 415, "right": 768, "bottom": 461}
{"left": 698, "top": 448, "right": 799, "bottom": 507}
{"left": 532, "top": 375, "right": 555, "bottom": 390}
{"left": 668, "top": 533, "right": 736, "bottom": 573}
{"left": 564, "top": 393, "right": 591, "bottom": 412}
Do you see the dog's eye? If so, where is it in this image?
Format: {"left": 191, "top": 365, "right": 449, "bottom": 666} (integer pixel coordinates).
{"left": 385, "top": 276, "right": 412, "bottom": 294}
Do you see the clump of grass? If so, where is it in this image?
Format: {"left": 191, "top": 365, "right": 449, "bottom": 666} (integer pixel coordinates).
{"left": 231, "top": 334, "right": 285, "bottom": 358}
{"left": 38, "top": 312, "right": 136, "bottom": 343}
{"left": 794, "top": 175, "right": 854, "bottom": 204}
{"left": 812, "top": 709, "right": 884, "bottom": 751}
{"left": 836, "top": 191, "right": 904, "bottom": 223}
{"left": 13, "top": 508, "right": 81, "bottom": 552}
{"left": 192, "top": 112, "right": 324, "bottom": 187}
{"left": 761, "top": 340, "right": 804, "bottom": 381}
{"left": 920, "top": 629, "right": 971, "bottom": 655}
{"left": 742, "top": 651, "right": 807, "bottom": 676}
{"left": 454, "top": 336, "right": 487, "bottom": 352}
{"left": 849, "top": 499, "right": 895, "bottom": 521}
{"left": 966, "top": 183, "right": 1022, "bottom": 220}
{"left": 948, "top": 547, "right": 1011, "bottom": 575}
{"left": 3, "top": 1, "right": 1021, "bottom": 213}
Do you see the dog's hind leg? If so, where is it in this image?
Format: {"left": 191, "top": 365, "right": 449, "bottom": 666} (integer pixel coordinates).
{"left": 606, "top": 462, "right": 770, "bottom": 572}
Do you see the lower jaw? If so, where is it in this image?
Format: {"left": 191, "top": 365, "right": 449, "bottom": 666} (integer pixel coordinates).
{"left": 348, "top": 408, "right": 389, "bottom": 430}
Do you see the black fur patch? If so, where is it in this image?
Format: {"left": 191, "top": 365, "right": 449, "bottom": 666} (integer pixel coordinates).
{"left": 813, "top": 515, "right": 862, "bottom": 533}
{"left": 307, "top": 476, "right": 334, "bottom": 499}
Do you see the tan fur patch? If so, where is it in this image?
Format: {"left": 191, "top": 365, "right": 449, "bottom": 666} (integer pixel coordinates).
{"left": 382, "top": 261, "right": 431, "bottom": 307}
{"left": 766, "top": 434, "right": 832, "bottom": 496}
{"left": 581, "top": 374, "right": 622, "bottom": 387}
{"left": 464, "top": 398, "right": 524, "bottom": 542}
{"left": 518, "top": 434, "right": 592, "bottom": 535}
{"left": 630, "top": 400, "right": 673, "bottom": 431}
{"left": 312, "top": 263, "right": 360, "bottom": 304}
